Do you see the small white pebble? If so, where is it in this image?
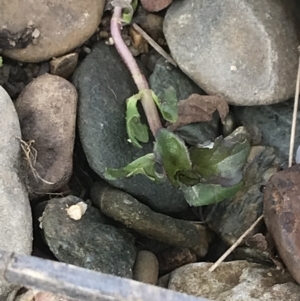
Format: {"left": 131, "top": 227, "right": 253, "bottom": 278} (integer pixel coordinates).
{"left": 230, "top": 65, "right": 237, "bottom": 71}
{"left": 32, "top": 29, "right": 40, "bottom": 39}
{"left": 66, "top": 202, "right": 87, "bottom": 220}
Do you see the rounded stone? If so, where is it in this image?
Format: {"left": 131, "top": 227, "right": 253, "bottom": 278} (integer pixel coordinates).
{"left": 1, "top": 0, "right": 106, "bottom": 62}
{"left": 164, "top": 0, "right": 300, "bottom": 105}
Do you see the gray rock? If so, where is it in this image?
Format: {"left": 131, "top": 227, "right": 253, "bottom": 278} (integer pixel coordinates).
{"left": 40, "top": 196, "right": 136, "bottom": 278}
{"left": 205, "top": 146, "right": 280, "bottom": 245}
{"left": 0, "top": 86, "right": 32, "bottom": 300}
{"left": 96, "top": 187, "right": 209, "bottom": 257}
{"left": 167, "top": 261, "right": 300, "bottom": 301}
{"left": 233, "top": 101, "right": 297, "bottom": 167}
{"left": 164, "top": 0, "right": 300, "bottom": 105}
{"left": 73, "top": 41, "right": 187, "bottom": 213}
{"left": 150, "top": 58, "right": 219, "bottom": 145}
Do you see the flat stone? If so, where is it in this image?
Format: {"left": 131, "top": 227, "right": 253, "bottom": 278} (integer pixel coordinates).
{"left": 1, "top": 0, "right": 106, "bottom": 62}
{"left": 264, "top": 164, "right": 300, "bottom": 285}
{"left": 205, "top": 146, "right": 280, "bottom": 245}
{"left": 150, "top": 58, "right": 218, "bottom": 145}
{"left": 40, "top": 196, "right": 136, "bottom": 278}
{"left": 0, "top": 86, "right": 32, "bottom": 300}
{"left": 15, "top": 73, "right": 77, "bottom": 198}
{"left": 167, "top": 261, "right": 300, "bottom": 301}
{"left": 164, "top": 0, "right": 300, "bottom": 105}
{"left": 73, "top": 41, "right": 188, "bottom": 213}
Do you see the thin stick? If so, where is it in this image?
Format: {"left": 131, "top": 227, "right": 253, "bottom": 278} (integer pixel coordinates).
{"left": 208, "top": 214, "right": 264, "bottom": 273}
{"left": 288, "top": 47, "right": 300, "bottom": 167}
{"left": 132, "top": 23, "right": 177, "bottom": 67}
{"left": 110, "top": 7, "right": 162, "bottom": 137}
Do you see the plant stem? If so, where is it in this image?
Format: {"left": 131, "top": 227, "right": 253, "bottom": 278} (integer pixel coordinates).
{"left": 110, "top": 6, "right": 162, "bottom": 137}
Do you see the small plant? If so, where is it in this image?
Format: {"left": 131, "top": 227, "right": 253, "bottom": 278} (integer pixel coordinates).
{"left": 106, "top": 1, "right": 250, "bottom": 206}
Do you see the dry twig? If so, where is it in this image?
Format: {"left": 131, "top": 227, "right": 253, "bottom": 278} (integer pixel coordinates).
{"left": 288, "top": 46, "right": 300, "bottom": 167}
{"left": 208, "top": 214, "right": 264, "bottom": 272}
{"left": 132, "top": 23, "right": 177, "bottom": 67}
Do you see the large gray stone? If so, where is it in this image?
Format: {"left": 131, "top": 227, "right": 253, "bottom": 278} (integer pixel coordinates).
{"left": 164, "top": 0, "right": 300, "bottom": 105}
{"left": 73, "top": 42, "right": 188, "bottom": 213}
{"left": 0, "top": 86, "right": 32, "bottom": 301}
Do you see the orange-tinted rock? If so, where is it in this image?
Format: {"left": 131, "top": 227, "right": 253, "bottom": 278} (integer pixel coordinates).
{"left": 263, "top": 164, "right": 300, "bottom": 284}
{"left": 141, "top": 0, "right": 172, "bottom": 12}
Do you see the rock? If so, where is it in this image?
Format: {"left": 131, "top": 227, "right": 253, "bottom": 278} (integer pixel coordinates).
{"left": 15, "top": 73, "right": 77, "bottom": 198}
{"left": 167, "top": 261, "right": 300, "bottom": 301}
{"left": 157, "top": 247, "right": 197, "bottom": 275}
{"left": 97, "top": 187, "right": 209, "bottom": 257}
{"left": 0, "top": 86, "right": 32, "bottom": 300}
{"left": 141, "top": 0, "right": 173, "bottom": 12}
{"left": 264, "top": 164, "right": 300, "bottom": 285}
{"left": 133, "top": 250, "right": 159, "bottom": 284}
{"left": 73, "top": 41, "right": 187, "bottom": 214}
{"left": 133, "top": 9, "right": 164, "bottom": 42}
{"left": 164, "top": 0, "right": 300, "bottom": 105}
{"left": 205, "top": 146, "right": 280, "bottom": 245}
{"left": 50, "top": 53, "right": 79, "bottom": 78}
{"left": 40, "top": 196, "right": 136, "bottom": 278}
{"left": 149, "top": 58, "right": 218, "bottom": 145}
{"left": 233, "top": 101, "right": 299, "bottom": 166}
{"left": 1, "top": 0, "right": 106, "bottom": 63}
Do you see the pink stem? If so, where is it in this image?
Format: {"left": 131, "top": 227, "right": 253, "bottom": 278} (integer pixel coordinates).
{"left": 110, "top": 6, "right": 162, "bottom": 137}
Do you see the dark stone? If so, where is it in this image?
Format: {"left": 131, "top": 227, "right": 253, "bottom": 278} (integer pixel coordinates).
{"left": 73, "top": 42, "right": 187, "bottom": 214}
{"left": 205, "top": 146, "right": 280, "bottom": 245}
{"left": 41, "top": 196, "right": 136, "bottom": 278}
{"left": 233, "top": 101, "right": 298, "bottom": 167}
{"left": 150, "top": 57, "right": 219, "bottom": 145}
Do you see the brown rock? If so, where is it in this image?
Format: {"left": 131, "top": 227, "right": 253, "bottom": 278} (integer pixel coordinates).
{"left": 15, "top": 73, "right": 77, "bottom": 198}
{"left": 141, "top": 0, "right": 173, "bottom": 12}
{"left": 50, "top": 53, "right": 79, "bottom": 78}
{"left": 133, "top": 250, "right": 159, "bottom": 285}
{"left": 1, "top": 0, "right": 106, "bottom": 62}
{"left": 157, "top": 247, "right": 197, "bottom": 275}
{"left": 264, "top": 164, "right": 300, "bottom": 285}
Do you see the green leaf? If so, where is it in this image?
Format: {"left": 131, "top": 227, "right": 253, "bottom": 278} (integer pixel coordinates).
{"left": 181, "top": 181, "right": 244, "bottom": 207}
{"left": 126, "top": 92, "right": 149, "bottom": 148}
{"left": 0, "top": 57, "right": 2, "bottom": 67}
{"left": 122, "top": 0, "right": 138, "bottom": 24}
{"left": 105, "top": 153, "right": 164, "bottom": 182}
{"left": 189, "top": 127, "right": 250, "bottom": 187}
{"left": 152, "top": 87, "right": 178, "bottom": 123}
{"left": 154, "top": 128, "right": 192, "bottom": 186}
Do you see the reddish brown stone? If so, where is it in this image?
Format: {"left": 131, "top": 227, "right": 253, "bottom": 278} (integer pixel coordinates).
{"left": 263, "top": 164, "right": 300, "bottom": 284}
{"left": 141, "top": 0, "right": 173, "bottom": 12}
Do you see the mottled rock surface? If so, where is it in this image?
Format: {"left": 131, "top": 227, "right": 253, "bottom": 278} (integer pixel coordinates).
{"left": 264, "top": 164, "right": 300, "bottom": 286}
{"left": 164, "top": 0, "right": 300, "bottom": 105}
{"left": 40, "top": 196, "right": 136, "bottom": 278}
{"left": 168, "top": 261, "right": 300, "bottom": 301}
